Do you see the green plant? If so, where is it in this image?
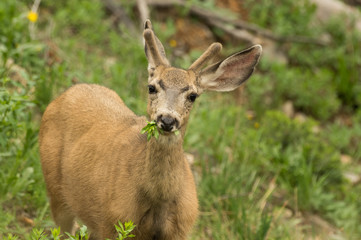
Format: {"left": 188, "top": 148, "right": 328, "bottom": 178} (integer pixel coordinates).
{"left": 287, "top": 16, "right": 361, "bottom": 111}
{"left": 0, "top": 78, "right": 38, "bottom": 198}
{"left": 196, "top": 156, "right": 273, "bottom": 240}
{"left": 65, "top": 225, "right": 89, "bottom": 240}
{"left": 5, "top": 222, "right": 136, "bottom": 240}
{"left": 112, "top": 221, "right": 136, "bottom": 240}
{"left": 252, "top": 63, "right": 341, "bottom": 120}
{"left": 323, "top": 118, "right": 361, "bottom": 161}
{"left": 141, "top": 120, "right": 180, "bottom": 140}
{"left": 30, "top": 228, "right": 48, "bottom": 240}
{"left": 5, "top": 234, "right": 18, "bottom": 240}
{"left": 244, "top": 0, "right": 317, "bottom": 36}
{"left": 0, "top": 1, "right": 30, "bottom": 63}
{"left": 0, "top": 2, "right": 48, "bottom": 235}
{"left": 50, "top": 227, "right": 61, "bottom": 240}
{"left": 259, "top": 111, "right": 342, "bottom": 183}
{"left": 141, "top": 120, "right": 163, "bottom": 140}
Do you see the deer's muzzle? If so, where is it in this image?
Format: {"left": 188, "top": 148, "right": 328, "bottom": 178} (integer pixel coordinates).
{"left": 157, "top": 115, "right": 179, "bottom": 132}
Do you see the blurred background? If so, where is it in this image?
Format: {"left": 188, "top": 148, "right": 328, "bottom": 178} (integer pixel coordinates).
{"left": 0, "top": 0, "right": 361, "bottom": 239}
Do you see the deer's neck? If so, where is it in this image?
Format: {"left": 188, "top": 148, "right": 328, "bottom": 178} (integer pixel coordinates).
{"left": 140, "top": 134, "right": 186, "bottom": 202}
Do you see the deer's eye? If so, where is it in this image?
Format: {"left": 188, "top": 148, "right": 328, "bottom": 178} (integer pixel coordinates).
{"left": 148, "top": 85, "right": 157, "bottom": 94}
{"left": 188, "top": 93, "right": 198, "bottom": 102}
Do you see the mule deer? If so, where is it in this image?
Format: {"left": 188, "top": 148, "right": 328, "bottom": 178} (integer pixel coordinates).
{"left": 39, "top": 20, "right": 262, "bottom": 240}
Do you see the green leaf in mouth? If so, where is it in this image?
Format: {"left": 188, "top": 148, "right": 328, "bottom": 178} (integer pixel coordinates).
{"left": 141, "top": 120, "right": 163, "bottom": 141}
{"left": 141, "top": 121, "right": 180, "bottom": 141}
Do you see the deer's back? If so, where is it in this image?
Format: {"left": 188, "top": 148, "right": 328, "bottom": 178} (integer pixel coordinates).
{"left": 40, "top": 84, "right": 140, "bottom": 136}
{"left": 39, "top": 83, "right": 148, "bottom": 224}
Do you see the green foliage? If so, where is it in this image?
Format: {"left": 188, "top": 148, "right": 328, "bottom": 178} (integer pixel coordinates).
{"left": 30, "top": 228, "right": 48, "bottom": 240}
{"left": 0, "top": 0, "right": 30, "bottom": 61}
{"left": 0, "top": 1, "right": 48, "bottom": 236}
{"left": 259, "top": 111, "right": 342, "bottom": 210}
{"left": 112, "top": 221, "right": 136, "bottom": 240}
{"left": 65, "top": 225, "right": 89, "bottom": 240}
{"left": 245, "top": 0, "right": 317, "bottom": 36}
{"left": 141, "top": 120, "right": 179, "bottom": 140}
{"left": 5, "top": 222, "right": 136, "bottom": 240}
{"left": 260, "top": 111, "right": 341, "bottom": 178}
{"left": 5, "top": 234, "right": 18, "bottom": 240}
{"left": 50, "top": 227, "right": 61, "bottom": 240}
{"left": 324, "top": 117, "right": 361, "bottom": 161}
{"left": 279, "top": 68, "right": 340, "bottom": 120}
{"left": 248, "top": 62, "right": 341, "bottom": 120}
{"left": 245, "top": 0, "right": 361, "bottom": 115}
{"left": 286, "top": 16, "right": 361, "bottom": 110}
{"left": 0, "top": 77, "right": 40, "bottom": 202}
{"left": 141, "top": 120, "right": 163, "bottom": 140}
{"left": 42, "top": 0, "right": 108, "bottom": 44}
{"left": 196, "top": 155, "right": 273, "bottom": 240}
{"left": 186, "top": 99, "right": 361, "bottom": 237}
{"left": 328, "top": 25, "right": 361, "bottom": 108}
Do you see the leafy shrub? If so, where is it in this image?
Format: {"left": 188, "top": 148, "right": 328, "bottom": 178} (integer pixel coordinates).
{"left": 0, "top": 71, "right": 38, "bottom": 196}
{"left": 324, "top": 117, "right": 361, "bottom": 161}
{"left": 42, "top": 0, "right": 108, "bottom": 44}
{"left": 248, "top": 63, "right": 341, "bottom": 120}
{"left": 286, "top": 16, "right": 361, "bottom": 111}
{"left": 259, "top": 111, "right": 342, "bottom": 210}
{"left": 244, "top": 0, "right": 317, "bottom": 36}
{"left": 0, "top": 1, "right": 49, "bottom": 235}
{"left": 245, "top": 0, "right": 361, "bottom": 116}
{"left": 0, "top": 1, "right": 30, "bottom": 60}
{"left": 260, "top": 111, "right": 342, "bottom": 181}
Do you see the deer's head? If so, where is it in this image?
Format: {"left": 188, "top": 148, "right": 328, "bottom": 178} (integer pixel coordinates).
{"left": 143, "top": 20, "right": 262, "bottom": 136}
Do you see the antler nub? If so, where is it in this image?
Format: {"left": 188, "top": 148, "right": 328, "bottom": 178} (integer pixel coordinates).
{"left": 144, "top": 19, "right": 152, "bottom": 30}
{"left": 143, "top": 20, "right": 168, "bottom": 66}
{"left": 188, "top": 42, "right": 222, "bottom": 71}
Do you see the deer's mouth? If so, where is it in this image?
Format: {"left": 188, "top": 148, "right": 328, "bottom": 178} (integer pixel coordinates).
{"left": 157, "top": 123, "right": 180, "bottom": 135}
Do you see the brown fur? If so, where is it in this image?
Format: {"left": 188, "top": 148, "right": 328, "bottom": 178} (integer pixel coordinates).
{"left": 39, "top": 20, "right": 262, "bottom": 239}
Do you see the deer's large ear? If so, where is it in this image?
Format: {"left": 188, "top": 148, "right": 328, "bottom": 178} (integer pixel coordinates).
{"left": 198, "top": 45, "right": 262, "bottom": 92}
{"left": 143, "top": 20, "right": 169, "bottom": 68}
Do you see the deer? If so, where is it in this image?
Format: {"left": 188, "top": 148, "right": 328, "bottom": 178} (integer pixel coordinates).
{"left": 38, "top": 20, "right": 262, "bottom": 240}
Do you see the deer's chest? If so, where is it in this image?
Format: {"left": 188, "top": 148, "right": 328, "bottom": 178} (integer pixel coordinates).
{"left": 136, "top": 201, "right": 180, "bottom": 240}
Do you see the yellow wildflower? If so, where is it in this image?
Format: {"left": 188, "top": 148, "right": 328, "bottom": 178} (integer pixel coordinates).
{"left": 254, "top": 122, "right": 260, "bottom": 129}
{"left": 169, "top": 39, "right": 177, "bottom": 48}
{"left": 27, "top": 11, "right": 38, "bottom": 23}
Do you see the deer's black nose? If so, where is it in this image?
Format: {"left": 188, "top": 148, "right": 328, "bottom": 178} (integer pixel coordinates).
{"left": 158, "top": 115, "right": 178, "bottom": 132}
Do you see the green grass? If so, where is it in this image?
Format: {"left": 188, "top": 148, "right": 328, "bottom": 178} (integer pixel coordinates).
{"left": 1, "top": 0, "right": 361, "bottom": 239}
